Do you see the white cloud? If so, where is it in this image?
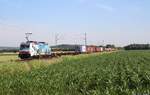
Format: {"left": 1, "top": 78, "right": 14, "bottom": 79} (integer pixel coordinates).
{"left": 96, "top": 4, "right": 114, "bottom": 12}
{"left": 79, "top": 0, "right": 114, "bottom": 12}
{"left": 79, "top": 0, "right": 87, "bottom": 3}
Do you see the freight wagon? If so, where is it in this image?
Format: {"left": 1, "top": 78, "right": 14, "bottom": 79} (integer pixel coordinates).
{"left": 86, "top": 45, "right": 103, "bottom": 53}
{"left": 51, "top": 44, "right": 87, "bottom": 53}
{"left": 52, "top": 44, "right": 104, "bottom": 54}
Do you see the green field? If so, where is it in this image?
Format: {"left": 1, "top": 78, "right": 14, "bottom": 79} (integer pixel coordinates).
{"left": 0, "top": 51, "right": 150, "bottom": 95}
{"left": 0, "top": 54, "right": 18, "bottom": 62}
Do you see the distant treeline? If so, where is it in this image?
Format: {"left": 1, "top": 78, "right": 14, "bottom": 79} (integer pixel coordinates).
{"left": 0, "top": 47, "right": 19, "bottom": 53}
{"left": 124, "top": 44, "right": 150, "bottom": 50}
{"left": 0, "top": 49, "right": 18, "bottom": 53}
{"left": 105, "top": 44, "right": 115, "bottom": 48}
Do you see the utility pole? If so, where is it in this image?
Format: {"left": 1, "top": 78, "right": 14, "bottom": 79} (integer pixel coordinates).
{"left": 84, "top": 32, "right": 87, "bottom": 46}
{"left": 25, "top": 33, "right": 32, "bottom": 41}
{"left": 102, "top": 40, "right": 104, "bottom": 46}
{"left": 55, "top": 33, "right": 59, "bottom": 45}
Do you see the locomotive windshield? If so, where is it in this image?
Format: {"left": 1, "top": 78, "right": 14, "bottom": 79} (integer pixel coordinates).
{"left": 20, "top": 44, "right": 30, "bottom": 50}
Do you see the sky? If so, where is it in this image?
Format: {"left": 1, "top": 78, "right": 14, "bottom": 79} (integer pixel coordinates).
{"left": 0, "top": 0, "right": 150, "bottom": 47}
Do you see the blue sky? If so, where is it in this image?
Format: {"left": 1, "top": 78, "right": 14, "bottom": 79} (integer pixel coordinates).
{"left": 0, "top": 0, "right": 150, "bottom": 46}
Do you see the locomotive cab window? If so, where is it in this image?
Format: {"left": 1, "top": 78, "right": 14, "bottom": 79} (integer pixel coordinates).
{"left": 20, "top": 44, "right": 30, "bottom": 50}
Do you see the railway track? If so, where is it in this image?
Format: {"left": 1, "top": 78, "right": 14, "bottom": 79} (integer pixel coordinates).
{"left": 15, "top": 50, "right": 117, "bottom": 62}
{"left": 15, "top": 51, "right": 81, "bottom": 62}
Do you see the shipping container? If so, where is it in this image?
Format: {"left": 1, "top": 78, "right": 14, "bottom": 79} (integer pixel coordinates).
{"left": 86, "top": 45, "right": 97, "bottom": 53}
{"left": 80, "top": 45, "right": 86, "bottom": 53}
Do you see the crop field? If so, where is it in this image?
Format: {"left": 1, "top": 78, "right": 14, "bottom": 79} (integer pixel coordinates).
{"left": 0, "top": 51, "right": 150, "bottom": 95}
{"left": 0, "top": 54, "right": 18, "bottom": 63}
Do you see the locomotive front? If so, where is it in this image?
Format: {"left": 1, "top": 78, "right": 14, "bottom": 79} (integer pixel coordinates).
{"left": 19, "top": 42, "right": 32, "bottom": 59}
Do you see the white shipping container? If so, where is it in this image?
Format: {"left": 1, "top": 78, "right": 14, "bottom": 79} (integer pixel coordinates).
{"left": 80, "top": 46, "right": 86, "bottom": 52}
{"left": 100, "top": 47, "right": 103, "bottom": 51}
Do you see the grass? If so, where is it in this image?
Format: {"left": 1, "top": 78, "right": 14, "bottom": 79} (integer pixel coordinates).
{"left": 0, "top": 51, "right": 150, "bottom": 95}
{"left": 0, "top": 54, "right": 18, "bottom": 63}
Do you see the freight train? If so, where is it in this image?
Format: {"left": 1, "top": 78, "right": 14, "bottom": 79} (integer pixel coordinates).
{"left": 19, "top": 42, "right": 106, "bottom": 59}
{"left": 19, "top": 33, "right": 116, "bottom": 59}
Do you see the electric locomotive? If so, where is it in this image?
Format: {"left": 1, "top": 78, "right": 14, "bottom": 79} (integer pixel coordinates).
{"left": 19, "top": 41, "right": 51, "bottom": 59}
